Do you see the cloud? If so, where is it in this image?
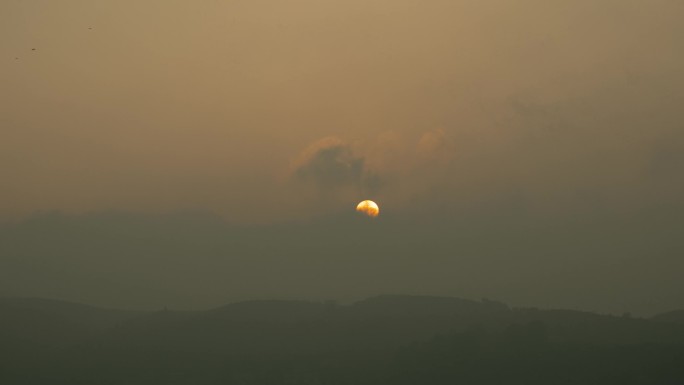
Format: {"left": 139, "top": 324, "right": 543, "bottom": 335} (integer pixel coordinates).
{"left": 291, "top": 137, "right": 366, "bottom": 191}
{"left": 289, "top": 130, "right": 456, "bottom": 209}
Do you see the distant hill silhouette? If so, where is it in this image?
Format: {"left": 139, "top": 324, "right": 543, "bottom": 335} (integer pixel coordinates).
{"left": 0, "top": 297, "right": 139, "bottom": 346}
{"left": 2, "top": 295, "right": 684, "bottom": 384}
{"left": 652, "top": 309, "right": 684, "bottom": 323}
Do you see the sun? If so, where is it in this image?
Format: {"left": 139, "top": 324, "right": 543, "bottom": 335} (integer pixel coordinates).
{"left": 356, "top": 200, "right": 380, "bottom": 218}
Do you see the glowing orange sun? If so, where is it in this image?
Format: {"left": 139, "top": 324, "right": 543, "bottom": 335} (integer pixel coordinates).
{"left": 356, "top": 200, "right": 380, "bottom": 218}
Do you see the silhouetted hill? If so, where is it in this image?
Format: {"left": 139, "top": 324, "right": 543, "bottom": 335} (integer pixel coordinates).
{"left": 0, "top": 297, "right": 139, "bottom": 349}
{"left": 389, "top": 326, "right": 684, "bottom": 385}
{"left": 0, "top": 297, "right": 140, "bottom": 329}
{"left": 652, "top": 310, "right": 684, "bottom": 323}
{"left": 351, "top": 294, "right": 508, "bottom": 316}
{"left": 87, "top": 296, "right": 505, "bottom": 358}
{"left": 208, "top": 299, "right": 332, "bottom": 322}
{"left": 0, "top": 297, "right": 142, "bottom": 383}
{"left": 2, "top": 295, "right": 684, "bottom": 384}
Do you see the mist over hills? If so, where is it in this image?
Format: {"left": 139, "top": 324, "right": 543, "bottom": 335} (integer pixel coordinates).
{"left": 3, "top": 0, "right": 683, "bottom": 382}
{"left": 2, "top": 212, "right": 682, "bottom": 382}
{"left": 1, "top": 295, "right": 684, "bottom": 384}
{"left": 1, "top": 210, "right": 682, "bottom": 315}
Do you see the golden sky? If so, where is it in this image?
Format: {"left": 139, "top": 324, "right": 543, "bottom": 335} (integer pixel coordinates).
{"left": 1, "top": 0, "right": 683, "bottom": 223}
{"left": 1, "top": 1, "right": 684, "bottom": 314}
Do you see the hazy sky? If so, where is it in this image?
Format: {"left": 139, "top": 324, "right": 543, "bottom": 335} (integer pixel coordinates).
{"left": 1, "top": 1, "right": 683, "bottom": 314}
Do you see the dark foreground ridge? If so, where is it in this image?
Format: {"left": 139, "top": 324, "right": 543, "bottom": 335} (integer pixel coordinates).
{"left": 2, "top": 295, "right": 684, "bottom": 384}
